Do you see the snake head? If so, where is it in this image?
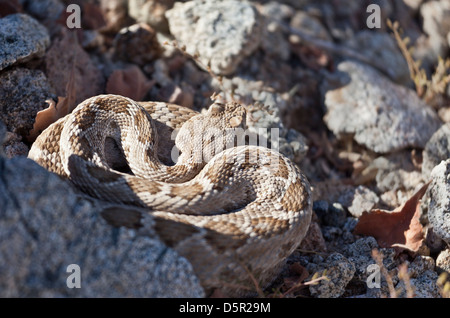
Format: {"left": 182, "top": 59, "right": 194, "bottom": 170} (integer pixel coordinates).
{"left": 175, "top": 101, "right": 249, "bottom": 164}
{"left": 208, "top": 101, "right": 247, "bottom": 130}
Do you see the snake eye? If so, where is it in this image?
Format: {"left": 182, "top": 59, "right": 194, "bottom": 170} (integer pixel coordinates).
{"left": 229, "top": 116, "right": 242, "bottom": 127}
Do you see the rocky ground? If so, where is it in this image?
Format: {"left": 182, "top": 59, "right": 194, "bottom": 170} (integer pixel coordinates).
{"left": 0, "top": 0, "right": 449, "bottom": 298}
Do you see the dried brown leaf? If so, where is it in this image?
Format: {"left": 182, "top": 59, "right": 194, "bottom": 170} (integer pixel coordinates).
{"left": 354, "top": 183, "right": 429, "bottom": 252}
{"left": 106, "top": 65, "right": 154, "bottom": 101}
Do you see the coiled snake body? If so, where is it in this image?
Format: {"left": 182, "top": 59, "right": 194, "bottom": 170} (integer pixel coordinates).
{"left": 28, "top": 94, "right": 312, "bottom": 296}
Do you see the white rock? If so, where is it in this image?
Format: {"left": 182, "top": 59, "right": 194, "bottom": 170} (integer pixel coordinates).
{"left": 166, "top": 0, "right": 262, "bottom": 75}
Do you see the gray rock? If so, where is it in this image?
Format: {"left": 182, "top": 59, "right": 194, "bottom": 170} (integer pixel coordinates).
{"left": 428, "top": 158, "right": 450, "bottom": 243}
{"left": 309, "top": 252, "right": 355, "bottom": 298}
{"left": 259, "top": 3, "right": 292, "bottom": 61}
{"left": 324, "top": 61, "right": 441, "bottom": 153}
{"left": 166, "top": 0, "right": 262, "bottom": 75}
{"left": 0, "top": 153, "right": 204, "bottom": 297}
{"left": 0, "top": 13, "right": 50, "bottom": 71}
{"left": 21, "top": 0, "right": 65, "bottom": 20}
{"left": 290, "top": 10, "right": 332, "bottom": 43}
{"left": 422, "top": 123, "right": 450, "bottom": 179}
{"left": 397, "top": 270, "right": 440, "bottom": 298}
{"left": 407, "top": 256, "right": 435, "bottom": 278}
{"left": 345, "top": 31, "right": 410, "bottom": 84}
{"left": 337, "top": 185, "right": 379, "bottom": 218}
{"left": 0, "top": 67, "right": 54, "bottom": 135}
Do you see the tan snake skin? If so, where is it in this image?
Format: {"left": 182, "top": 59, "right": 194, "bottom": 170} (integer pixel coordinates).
{"left": 28, "top": 94, "right": 312, "bottom": 296}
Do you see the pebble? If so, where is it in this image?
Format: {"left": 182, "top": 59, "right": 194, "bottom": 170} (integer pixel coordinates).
{"left": 0, "top": 67, "right": 54, "bottom": 135}
{"left": 422, "top": 123, "right": 450, "bottom": 179}
{"left": 0, "top": 13, "right": 50, "bottom": 71}
{"left": 166, "top": 0, "right": 262, "bottom": 75}
{"left": 324, "top": 61, "right": 441, "bottom": 153}
{"left": 427, "top": 158, "right": 450, "bottom": 244}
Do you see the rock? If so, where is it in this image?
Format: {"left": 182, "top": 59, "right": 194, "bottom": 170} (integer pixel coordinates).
{"left": 258, "top": 2, "right": 294, "bottom": 61}
{"left": 324, "top": 61, "right": 441, "bottom": 153}
{"left": 128, "top": 0, "right": 174, "bottom": 33}
{"left": 297, "top": 221, "right": 327, "bottom": 253}
{"left": 428, "top": 158, "right": 450, "bottom": 243}
{"left": 166, "top": 0, "right": 262, "bottom": 75}
{"left": 322, "top": 202, "right": 347, "bottom": 227}
{"left": 436, "top": 248, "right": 450, "bottom": 273}
{"left": 3, "top": 131, "right": 28, "bottom": 158}
{"left": 21, "top": 0, "right": 64, "bottom": 20}
{"left": 289, "top": 11, "right": 331, "bottom": 43}
{"left": 397, "top": 270, "right": 441, "bottom": 298}
{"left": 420, "top": 0, "right": 450, "bottom": 59}
{"left": 0, "top": 67, "right": 54, "bottom": 135}
{"left": 345, "top": 31, "right": 410, "bottom": 84}
{"left": 407, "top": 256, "right": 435, "bottom": 278}
{"left": 101, "top": 0, "right": 129, "bottom": 33}
{"left": 309, "top": 252, "right": 355, "bottom": 298}
{"left": 337, "top": 185, "right": 379, "bottom": 218}
{"left": 45, "top": 30, "right": 103, "bottom": 106}
{"left": 0, "top": 151, "right": 204, "bottom": 297}
{"left": 0, "top": 13, "right": 50, "bottom": 71}
{"left": 422, "top": 123, "right": 450, "bottom": 179}
{"left": 113, "top": 23, "right": 162, "bottom": 65}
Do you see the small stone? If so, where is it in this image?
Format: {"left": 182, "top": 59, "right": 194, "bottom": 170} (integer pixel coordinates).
{"left": 420, "top": 0, "right": 450, "bottom": 59}
{"left": 428, "top": 158, "right": 450, "bottom": 243}
{"left": 422, "top": 123, "right": 450, "bottom": 179}
{"left": 0, "top": 67, "right": 54, "bottom": 135}
{"left": 324, "top": 61, "right": 441, "bottom": 153}
{"left": 128, "top": 0, "right": 174, "bottom": 33}
{"left": 101, "top": 0, "right": 129, "bottom": 33}
{"left": 0, "top": 13, "right": 50, "bottom": 71}
{"left": 166, "top": 0, "right": 262, "bottom": 75}
{"left": 337, "top": 185, "right": 379, "bottom": 218}
{"left": 21, "top": 0, "right": 64, "bottom": 20}
{"left": 309, "top": 253, "right": 355, "bottom": 298}
{"left": 297, "top": 221, "right": 327, "bottom": 253}
{"left": 436, "top": 248, "right": 450, "bottom": 273}
{"left": 323, "top": 202, "right": 347, "bottom": 227}
{"left": 113, "top": 23, "right": 162, "bottom": 66}
{"left": 289, "top": 10, "right": 331, "bottom": 43}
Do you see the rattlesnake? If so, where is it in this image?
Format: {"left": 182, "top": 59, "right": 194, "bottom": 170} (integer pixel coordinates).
{"left": 28, "top": 94, "right": 312, "bottom": 296}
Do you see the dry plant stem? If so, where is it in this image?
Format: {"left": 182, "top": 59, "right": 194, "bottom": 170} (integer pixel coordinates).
{"left": 398, "top": 263, "right": 414, "bottom": 298}
{"left": 372, "top": 249, "right": 397, "bottom": 298}
{"left": 282, "top": 274, "right": 329, "bottom": 297}
{"left": 387, "top": 19, "right": 424, "bottom": 96}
